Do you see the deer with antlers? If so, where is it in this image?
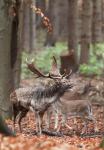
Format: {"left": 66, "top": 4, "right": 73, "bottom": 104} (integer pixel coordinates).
{"left": 10, "top": 56, "right": 72, "bottom": 135}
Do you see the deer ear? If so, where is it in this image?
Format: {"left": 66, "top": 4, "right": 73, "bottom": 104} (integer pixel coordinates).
{"left": 49, "top": 56, "right": 60, "bottom": 76}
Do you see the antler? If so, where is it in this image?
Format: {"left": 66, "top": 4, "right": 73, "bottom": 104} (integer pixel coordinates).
{"left": 64, "top": 69, "right": 72, "bottom": 79}
{"left": 49, "top": 56, "right": 61, "bottom": 77}
{"left": 26, "top": 57, "right": 72, "bottom": 79}
{"left": 26, "top": 59, "right": 49, "bottom": 78}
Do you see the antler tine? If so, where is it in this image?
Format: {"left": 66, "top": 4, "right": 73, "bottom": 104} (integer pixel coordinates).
{"left": 26, "top": 61, "right": 49, "bottom": 78}
{"left": 48, "top": 73, "right": 63, "bottom": 79}
{"left": 52, "top": 56, "right": 57, "bottom": 67}
{"left": 64, "top": 69, "right": 72, "bottom": 79}
{"left": 49, "top": 56, "right": 60, "bottom": 76}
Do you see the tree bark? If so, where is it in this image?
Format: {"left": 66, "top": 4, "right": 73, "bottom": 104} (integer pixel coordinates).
{"left": 22, "top": 1, "right": 36, "bottom": 52}
{"left": 102, "top": 0, "right": 104, "bottom": 40}
{"left": 10, "top": 0, "right": 21, "bottom": 89}
{"left": 62, "top": 0, "right": 79, "bottom": 72}
{"left": 44, "top": 0, "right": 57, "bottom": 46}
{"left": 68, "top": 0, "right": 79, "bottom": 53}
{"left": 80, "top": 0, "right": 93, "bottom": 64}
{"left": 36, "top": 0, "right": 46, "bottom": 29}
{"left": 56, "top": 0, "right": 69, "bottom": 40}
{"left": 92, "top": 0, "right": 102, "bottom": 43}
{"left": 0, "top": 0, "right": 13, "bottom": 118}
{"left": 29, "top": 0, "right": 36, "bottom": 52}
{"left": 22, "top": 3, "right": 30, "bottom": 51}
{"left": 45, "top": 0, "right": 69, "bottom": 46}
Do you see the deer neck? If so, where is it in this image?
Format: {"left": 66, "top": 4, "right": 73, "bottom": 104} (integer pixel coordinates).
{"left": 35, "top": 83, "right": 62, "bottom": 99}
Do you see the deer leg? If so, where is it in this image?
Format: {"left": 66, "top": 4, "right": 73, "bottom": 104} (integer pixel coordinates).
{"left": 39, "top": 112, "right": 44, "bottom": 135}
{"left": 38, "top": 115, "right": 42, "bottom": 135}
{"left": 56, "top": 114, "right": 66, "bottom": 132}
{"left": 17, "top": 110, "right": 28, "bottom": 132}
{"left": 87, "top": 115, "right": 98, "bottom": 132}
{"left": 44, "top": 110, "right": 51, "bottom": 129}
{"left": 35, "top": 112, "right": 43, "bottom": 135}
{"left": 73, "top": 117, "right": 78, "bottom": 131}
{"left": 65, "top": 123, "right": 73, "bottom": 130}
{"left": 12, "top": 104, "right": 19, "bottom": 131}
{"left": 13, "top": 110, "right": 19, "bottom": 131}
{"left": 35, "top": 112, "right": 39, "bottom": 133}
{"left": 35, "top": 112, "right": 44, "bottom": 135}
{"left": 81, "top": 117, "right": 88, "bottom": 134}
{"left": 54, "top": 111, "right": 59, "bottom": 130}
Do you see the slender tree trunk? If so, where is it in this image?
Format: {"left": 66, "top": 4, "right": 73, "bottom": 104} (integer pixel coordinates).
{"left": 68, "top": 0, "right": 79, "bottom": 53}
{"left": 61, "top": 0, "right": 78, "bottom": 72}
{"left": 80, "top": 0, "right": 93, "bottom": 64}
{"left": 10, "top": 0, "right": 21, "bottom": 89}
{"left": 36, "top": 0, "right": 46, "bottom": 11}
{"left": 78, "top": 0, "right": 83, "bottom": 44}
{"left": 13, "top": 49, "right": 21, "bottom": 88}
{"left": 102, "top": 0, "right": 104, "bottom": 40}
{"left": 36, "top": 0, "right": 46, "bottom": 28}
{"left": 22, "top": 1, "right": 36, "bottom": 52}
{"left": 45, "top": 0, "right": 69, "bottom": 46}
{"left": 92, "top": 0, "right": 102, "bottom": 43}
{"left": 0, "top": 0, "right": 13, "bottom": 118}
{"left": 22, "top": 3, "right": 30, "bottom": 51}
{"left": 44, "top": 0, "right": 57, "bottom": 46}
{"left": 29, "top": 0, "right": 36, "bottom": 52}
{"left": 56, "top": 0, "right": 69, "bottom": 40}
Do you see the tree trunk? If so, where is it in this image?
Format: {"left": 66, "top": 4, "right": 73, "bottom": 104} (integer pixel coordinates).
{"left": 22, "top": 1, "right": 36, "bottom": 52}
{"left": 22, "top": 3, "right": 30, "bottom": 51}
{"left": 36, "top": 0, "right": 46, "bottom": 29}
{"left": 92, "top": 0, "right": 102, "bottom": 43}
{"left": 0, "top": 0, "right": 13, "bottom": 118}
{"left": 29, "top": 0, "right": 36, "bottom": 52}
{"left": 61, "top": 0, "right": 78, "bottom": 73}
{"left": 80, "top": 0, "right": 93, "bottom": 64}
{"left": 36, "top": 0, "right": 46, "bottom": 12}
{"left": 68, "top": 0, "right": 79, "bottom": 53}
{"left": 44, "top": 0, "right": 57, "bottom": 46}
{"left": 10, "top": 0, "right": 21, "bottom": 89}
{"left": 102, "top": 0, "right": 104, "bottom": 40}
{"left": 56, "top": 0, "right": 69, "bottom": 40}
{"left": 60, "top": 51, "right": 77, "bottom": 74}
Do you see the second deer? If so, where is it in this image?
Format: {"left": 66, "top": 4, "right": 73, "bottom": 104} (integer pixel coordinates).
{"left": 45, "top": 93, "right": 98, "bottom": 134}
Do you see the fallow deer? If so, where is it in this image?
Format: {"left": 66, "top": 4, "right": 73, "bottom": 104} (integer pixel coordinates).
{"left": 45, "top": 91, "right": 98, "bottom": 134}
{"left": 10, "top": 56, "right": 72, "bottom": 135}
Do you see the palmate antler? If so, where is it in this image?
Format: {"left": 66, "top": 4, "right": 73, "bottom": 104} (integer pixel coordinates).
{"left": 27, "top": 62, "right": 61, "bottom": 79}
{"left": 26, "top": 56, "right": 72, "bottom": 79}
{"left": 27, "top": 62, "right": 49, "bottom": 78}
{"left": 49, "top": 56, "right": 72, "bottom": 79}
{"left": 49, "top": 56, "right": 61, "bottom": 77}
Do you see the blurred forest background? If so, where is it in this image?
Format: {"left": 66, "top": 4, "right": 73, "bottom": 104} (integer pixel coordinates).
{"left": 0, "top": 0, "right": 104, "bottom": 149}
{"left": 0, "top": 0, "right": 104, "bottom": 119}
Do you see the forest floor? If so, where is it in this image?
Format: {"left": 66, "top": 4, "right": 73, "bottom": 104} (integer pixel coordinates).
{"left": 0, "top": 77, "right": 104, "bottom": 150}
